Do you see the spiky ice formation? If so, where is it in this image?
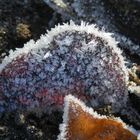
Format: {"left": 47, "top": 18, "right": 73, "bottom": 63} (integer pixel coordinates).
{"left": 0, "top": 21, "right": 128, "bottom": 114}
{"left": 44, "top": 0, "right": 140, "bottom": 57}
{"left": 58, "top": 95, "right": 139, "bottom": 140}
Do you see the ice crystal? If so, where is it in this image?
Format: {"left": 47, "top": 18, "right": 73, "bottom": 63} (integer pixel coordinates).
{"left": 1, "top": 21, "right": 139, "bottom": 127}
{"left": 44, "top": 0, "right": 140, "bottom": 57}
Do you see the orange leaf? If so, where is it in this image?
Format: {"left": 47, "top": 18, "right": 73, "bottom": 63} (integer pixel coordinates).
{"left": 58, "top": 95, "right": 139, "bottom": 140}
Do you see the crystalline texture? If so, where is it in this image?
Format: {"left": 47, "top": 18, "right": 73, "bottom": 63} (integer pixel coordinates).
{"left": 0, "top": 22, "right": 138, "bottom": 127}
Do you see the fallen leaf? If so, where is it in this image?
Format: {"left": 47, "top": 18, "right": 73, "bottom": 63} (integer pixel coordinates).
{"left": 58, "top": 95, "right": 139, "bottom": 140}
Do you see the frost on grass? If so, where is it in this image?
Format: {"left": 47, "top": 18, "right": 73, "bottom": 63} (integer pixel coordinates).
{"left": 58, "top": 95, "right": 139, "bottom": 140}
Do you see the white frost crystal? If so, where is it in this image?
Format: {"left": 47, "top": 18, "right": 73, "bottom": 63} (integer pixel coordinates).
{"left": 0, "top": 21, "right": 139, "bottom": 127}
